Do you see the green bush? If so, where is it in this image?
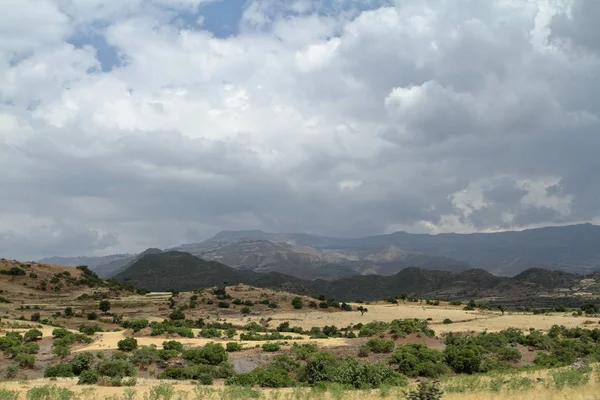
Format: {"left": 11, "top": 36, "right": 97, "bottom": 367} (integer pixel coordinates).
{"left": 292, "top": 297, "right": 303, "bottom": 309}
{"left": 121, "top": 318, "right": 149, "bottom": 332}
{"left": 51, "top": 328, "right": 71, "bottom": 338}
{"left": 198, "top": 373, "right": 214, "bottom": 385}
{"left": 366, "top": 338, "right": 395, "bottom": 353}
{"left": 226, "top": 342, "right": 243, "bottom": 352}
{"left": 405, "top": 381, "right": 444, "bottom": 400}
{"left": 199, "top": 328, "right": 222, "bottom": 338}
{"left": 44, "top": 363, "right": 74, "bottom": 378}
{"left": 162, "top": 340, "right": 183, "bottom": 352}
{"left": 444, "top": 343, "right": 484, "bottom": 374}
{"left": 78, "top": 370, "right": 99, "bottom": 385}
{"left": 496, "top": 347, "right": 522, "bottom": 362}
{"left": 291, "top": 343, "right": 318, "bottom": 360}
{"left": 117, "top": 337, "right": 138, "bottom": 352}
{"left": 79, "top": 324, "right": 103, "bottom": 336}
{"left": 333, "top": 358, "right": 405, "bottom": 389}
{"left": 158, "top": 349, "right": 179, "bottom": 360}
{"left": 182, "top": 342, "right": 227, "bottom": 365}
{"left": 24, "top": 329, "right": 43, "bottom": 342}
{"left": 218, "top": 302, "right": 230, "bottom": 308}
{"left": 52, "top": 345, "right": 71, "bottom": 358}
{"left": 14, "top": 353, "right": 35, "bottom": 368}
{"left": 96, "top": 360, "right": 136, "bottom": 377}
{"left": 262, "top": 343, "right": 280, "bottom": 352}
{"left": 169, "top": 309, "right": 185, "bottom": 320}
{"left": 390, "top": 344, "right": 447, "bottom": 378}
{"left": 301, "top": 351, "right": 338, "bottom": 383}
{"left": 129, "top": 346, "right": 158, "bottom": 367}
{"left": 71, "top": 352, "right": 95, "bottom": 375}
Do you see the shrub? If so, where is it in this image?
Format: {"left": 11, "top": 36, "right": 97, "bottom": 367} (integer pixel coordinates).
{"left": 169, "top": 309, "right": 185, "bottom": 320}
{"left": 129, "top": 346, "right": 158, "bottom": 367}
{"left": 444, "top": 343, "right": 484, "bottom": 374}
{"left": 24, "top": 329, "right": 43, "bottom": 342}
{"left": 158, "top": 349, "right": 179, "bottom": 360}
{"left": 443, "top": 318, "right": 453, "bottom": 324}
{"left": 232, "top": 299, "right": 243, "bottom": 305}
{"left": 96, "top": 360, "right": 136, "bottom": 377}
{"left": 121, "top": 318, "right": 149, "bottom": 332}
{"left": 333, "top": 358, "right": 405, "bottom": 389}
{"left": 301, "top": 351, "right": 338, "bottom": 383}
{"left": 390, "top": 344, "right": 447, "bottom": 378}
{"left": 14, "top": 353, "right": 35, "bottom": 368}
{"left": 405, "top": 381, "right": 444, "bottom": 400}
{"left": 99, "top": 300, "right": 111, "bottom": 314}
{"left": 292, "top": 297, "right": 303, "bottom": 309}
{"left": 52, "top": 345, "right": 71, "bottom": 358}
{"left": 79, "top": 324, "right": 103, "bottom": 336}
{"left": 497, "top": 347, "right": 522, "bottom": 362}
{"left": 52, "top": 328, "right": 70, "bottom": 338}
{"left": 358, "top": 344, "right": 370, "bottom": 357}
{"left": 198, "top": 373, "right": 214, "bottom": 385}
{"left": 241, "top": 307, "right": 251, "bottom": 314}
{"left": 262, "top": 343, "right": 280, "bottom": 352}
{"left": 226, "top": 342, "right": 243, "bottom": 352}
{"left": 291, "top": 343, "right": 318, "bottom": 360}
{"left": 71, "top": 352, "right": 95, "bottom": 375}
{"left": 162, "top": 341, "right": 183, "bottom": 352}
{"left": 87, "top": 312, "right": 98, "bottom": 320}
{"left": 78, "top": 370, "right": 99, "bottom": 385}
{"left": 199, "top": 328, "right": 222, "bottom": 338}
{"left": 366, "top": 338, "right": 395, "bottom": 353}
{"left": 44, "top": 363, "right": 74, "bottom": 378}
{"left": 182, "top": 343, "right": 227, "bottom": 365}
{"left": 30, "top": 313, "right": 41, "bottom": 322}
{"left": 218, "top": 302, "right": 230, "bottom": 308}
{"left": 117, "top": 337, "right": 138, "bottom": 352}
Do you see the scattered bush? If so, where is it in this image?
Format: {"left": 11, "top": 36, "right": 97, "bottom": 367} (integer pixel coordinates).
{"left": 117, "top": 337, "right": 138, "bottom": 352}
{"left": 262, "top": 343, "right": 280, "bottom": 352}
{"left": 78, "top": 370, "right": 99, "bottom": 385}
{"left": 226, "top": 342, "right": 243, "bottom": 352}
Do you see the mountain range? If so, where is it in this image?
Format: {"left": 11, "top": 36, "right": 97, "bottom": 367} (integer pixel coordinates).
{"left": 41, "top": 223, "right": 600, "bottom": 279}
{"left": 113, "top": 250, "right": 600, "bottom": 302}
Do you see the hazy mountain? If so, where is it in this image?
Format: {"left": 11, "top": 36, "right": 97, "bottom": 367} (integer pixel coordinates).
{"left": 171, "top": 239, "right": 469, "bottom": 280}
{"left": 39, "top": 254, "right": 135, "bottom": 278}
{"left": 114, "top": 251, "right": 592, "bottom": 301}
{"left": 183, "top": 223, "right": 600, "bottom": 276}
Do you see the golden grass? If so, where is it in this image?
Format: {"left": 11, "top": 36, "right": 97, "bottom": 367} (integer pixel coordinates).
{"left": 225, "top": 303, "right": 600, "bottom": 333}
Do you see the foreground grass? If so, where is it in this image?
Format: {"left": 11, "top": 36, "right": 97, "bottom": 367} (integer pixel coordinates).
{"left": 2, "top": 365, "right": 600, "bottom": 400}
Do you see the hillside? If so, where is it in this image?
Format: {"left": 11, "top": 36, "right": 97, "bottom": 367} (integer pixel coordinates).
{"left": 187, "top": 224, "right": 600, "bottom": 276}
{"left": 113, "top": 251, "right": 600, "bottom": 302}
{"left": 175, "top": 240, "right": 469, "bottom": 280}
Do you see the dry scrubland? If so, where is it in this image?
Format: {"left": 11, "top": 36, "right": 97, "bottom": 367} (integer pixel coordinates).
{"left": 2, "top": 260, "right": 600, "bottom": 399}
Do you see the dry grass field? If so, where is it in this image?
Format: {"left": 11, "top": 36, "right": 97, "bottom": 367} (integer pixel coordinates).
{"left": 2, "top": 261, "right": 600, "bottom": 400}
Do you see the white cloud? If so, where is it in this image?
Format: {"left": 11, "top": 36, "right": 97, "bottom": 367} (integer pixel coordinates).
{"left": 2, "top": 0, "right": 600, "bottom": 259}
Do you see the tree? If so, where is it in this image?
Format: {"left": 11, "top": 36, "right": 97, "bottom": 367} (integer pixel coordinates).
{"left": 99, "top": 300, "right": 111, "bottom": 314}
{"left": 357, "top": 306, "right": 368, "bottom": 316}
{"left": 498, "top": 305, "right": 505, "bottom": 315}
{"left": 117, "top": 337, "right": 138, "bottom": 352}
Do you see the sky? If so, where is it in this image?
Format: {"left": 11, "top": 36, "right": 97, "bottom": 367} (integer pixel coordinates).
{"left": 1, "top": 0, "right": 600, "bottom": 260}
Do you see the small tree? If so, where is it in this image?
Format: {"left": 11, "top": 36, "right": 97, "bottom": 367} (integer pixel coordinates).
{"left": 99, "top": 300, "right": 111, "bottom": 314}
{"left": 24, "top": 329, "right": 43, "bottom": 342}
{"left": 405, "top": 381, "right": 443, "bottom": 400}
{"left": 64, "top": 307, "right": 73, "bottom": 317}
{"left": 117, "top": 337, "right": 138, "bottom": 352}
{"left": 357, "top": 306, "right": 368, "bottom": 316}
{"left": 498, "top": 305, "right": 505, "bottom": 315}
{"left": 291, "top": 297, "right": 303, "bottom": 309}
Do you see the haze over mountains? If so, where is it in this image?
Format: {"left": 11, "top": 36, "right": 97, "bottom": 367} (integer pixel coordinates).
{"left": 40, "top": 223, "right": 600, "bottom": 279}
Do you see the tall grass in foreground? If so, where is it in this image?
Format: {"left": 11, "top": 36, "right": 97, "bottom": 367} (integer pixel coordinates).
{"left": 5, "top": 365, "right": 600, "bottom": 400}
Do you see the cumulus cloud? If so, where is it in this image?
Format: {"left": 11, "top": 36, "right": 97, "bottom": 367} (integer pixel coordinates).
{"left": 1, "top": 0, "right": 600, "bottom": 259}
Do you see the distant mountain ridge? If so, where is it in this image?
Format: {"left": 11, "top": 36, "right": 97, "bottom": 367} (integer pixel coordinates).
{"left": 113, "top": 251, "right": 594, "bottom": 302}
{"left": 41, "top": 223, "right": 600, "bottom": 278}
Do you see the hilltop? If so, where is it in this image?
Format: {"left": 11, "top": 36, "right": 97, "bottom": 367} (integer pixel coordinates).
{"left": 113, "top": 251, "right": 600, "bottom": 303}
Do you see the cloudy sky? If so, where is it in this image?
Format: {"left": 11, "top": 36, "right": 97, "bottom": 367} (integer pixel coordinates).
{"left": 1, "top": 0, "right": 599, "bottom": 260}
